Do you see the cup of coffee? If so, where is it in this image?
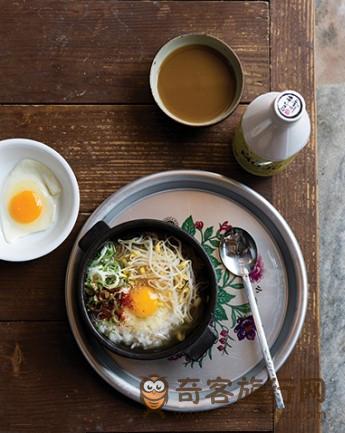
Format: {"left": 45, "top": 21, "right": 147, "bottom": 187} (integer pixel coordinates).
{"left": 150, "top": 34, "right": 244, "bottom": 127}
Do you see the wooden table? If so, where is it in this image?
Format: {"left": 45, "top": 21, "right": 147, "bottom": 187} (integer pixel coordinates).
{"left": 0, "top": 1, "right": 319, "bottom": 432}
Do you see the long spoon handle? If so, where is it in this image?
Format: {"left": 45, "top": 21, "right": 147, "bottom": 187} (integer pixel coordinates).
{"left": 242, "top": 273, "right": 285, "bottom": 409}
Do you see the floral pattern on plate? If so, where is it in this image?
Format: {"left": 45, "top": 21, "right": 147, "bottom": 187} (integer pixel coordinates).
{"left": 167, "top": 215, "right": 265, "bottom": 367}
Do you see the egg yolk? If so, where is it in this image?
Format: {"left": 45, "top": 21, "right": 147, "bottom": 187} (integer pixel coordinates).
{"left": 131, "top": 286, "right": 158, "bottom": 318}
{"left": 9, "top": 190, "right": 43, "bottom": 224}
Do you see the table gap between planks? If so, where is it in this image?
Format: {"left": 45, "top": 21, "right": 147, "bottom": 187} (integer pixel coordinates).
{"left": 0, "top": 1, "right": 319, "bottom": 433}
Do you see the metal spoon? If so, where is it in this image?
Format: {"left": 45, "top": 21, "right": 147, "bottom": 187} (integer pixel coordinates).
{"left": 219, "top": 227, "right": 285, "bottom": 409}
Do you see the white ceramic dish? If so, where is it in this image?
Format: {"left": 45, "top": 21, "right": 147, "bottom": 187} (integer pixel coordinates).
{"left": 149, "top": 33, "right": 244, "bottom": 127}
{"left": 0, "top": 138, "right": 80, "bottom": 261}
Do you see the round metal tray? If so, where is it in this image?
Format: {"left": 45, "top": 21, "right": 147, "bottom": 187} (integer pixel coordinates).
{"left": 65, "top": 170, "right": 307, "bottom": 411}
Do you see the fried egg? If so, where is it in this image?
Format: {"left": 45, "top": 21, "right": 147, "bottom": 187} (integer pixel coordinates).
{"left": 99, "top": 285, "right": 189, "bottom": 349}
{"left": 1, "top": 159, "right": 61, "bottom": 243}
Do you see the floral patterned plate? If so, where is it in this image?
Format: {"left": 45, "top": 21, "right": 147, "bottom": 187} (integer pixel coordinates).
{"left": 65, "top": 170, "right": 307, "bottom": 411}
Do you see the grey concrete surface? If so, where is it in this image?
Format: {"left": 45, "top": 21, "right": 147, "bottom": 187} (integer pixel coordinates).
{"left": 316, "top": 1, "right": 345, "bottom": 432}
{"left": 318, "top": 85, "right": 345, "bottom": 433}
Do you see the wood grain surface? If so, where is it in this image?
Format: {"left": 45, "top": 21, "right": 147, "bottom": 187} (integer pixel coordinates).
{"left": 0, "top": 0, "right": 269, "bottom": 104}
{"left": 0, "top": 104, "right": 272, "bottom": 215}
{"left": 0, "top": 0, "right": 319, "bottom": 432}
{"left": 270, "top": 1, "right": 320, "bottom": 432}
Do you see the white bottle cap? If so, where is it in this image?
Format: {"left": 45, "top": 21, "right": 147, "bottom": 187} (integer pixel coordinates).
{"left": 274, "top": 91, "right": 305, "bottom": 122}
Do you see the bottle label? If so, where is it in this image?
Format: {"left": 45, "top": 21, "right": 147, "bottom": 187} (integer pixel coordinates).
{"left": 232, "top": 124, "right": 295, "bottom": 176}
{"left": 277, "top": 93, "right": 303, "bottom": 119}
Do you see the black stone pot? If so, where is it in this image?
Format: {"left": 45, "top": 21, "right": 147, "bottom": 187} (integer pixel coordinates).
{"left": 77, "top": 219, "right": 217, "bottom": 361}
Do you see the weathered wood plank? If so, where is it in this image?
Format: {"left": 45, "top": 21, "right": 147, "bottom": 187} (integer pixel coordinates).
{"left": 0, "top": 104, "right": 272, "bottom": 214}
{"left": 0, "top": 322, "right": 273, "bottom": 433}
{"left": 270, "top": 0, "right": 320, "bottom": 432}
{"left": 0, "top": 214, "right": 87, "bottom": 321}
{"left": 0, "top": 0, "right": 269, "bottom": 104}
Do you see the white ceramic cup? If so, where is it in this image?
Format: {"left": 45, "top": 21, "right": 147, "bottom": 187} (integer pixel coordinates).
{"left": 150, "top": 34, "right": 244, "bottom": 127}
{"left": 0, "top": 138, "right": 80, "bottom": 261}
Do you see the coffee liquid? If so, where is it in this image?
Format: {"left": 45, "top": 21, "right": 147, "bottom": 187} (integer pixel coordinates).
{"left": 158, "top": 45, "right": 236, "bottom": 124}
